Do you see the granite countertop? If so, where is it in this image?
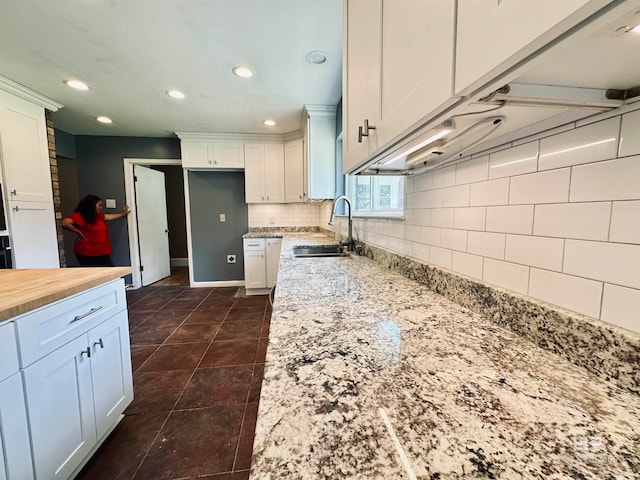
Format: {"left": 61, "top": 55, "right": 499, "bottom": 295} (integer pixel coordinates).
{"left": 250, "top": 234, "right": 640, "bottom": 479}
{"left": 0, "top": 267, "right": 131, "bottom": 322}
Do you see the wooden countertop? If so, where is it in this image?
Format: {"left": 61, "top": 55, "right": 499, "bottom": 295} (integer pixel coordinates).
{"left": 0, "top": 267, "right": 132, "bottom": 322}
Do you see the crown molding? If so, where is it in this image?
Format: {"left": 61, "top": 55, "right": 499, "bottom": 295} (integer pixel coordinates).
{"left": 0, "top": 75, "right": 63, "bottom": 111}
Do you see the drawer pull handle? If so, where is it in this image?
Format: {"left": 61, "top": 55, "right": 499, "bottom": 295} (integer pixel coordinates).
{"left": 80, "top": 347, "right": 91, "bottom": 358}
{"left": 94, "top": 338, "right": 104, "bottom": 349}
{"left": 71, "top": 306, "right": 103, "bottom": 323}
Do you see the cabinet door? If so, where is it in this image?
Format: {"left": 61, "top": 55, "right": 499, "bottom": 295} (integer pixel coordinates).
{"left": 455, "top": 0, "right": 601, "bottom": 94}
{"left": 0, "top": 373, "right": 34, "bottom": 480}
{"left": 284, "top": 139, "right": 305, "bottom": 203}
{"left": 213, "top": 142, "right": 244, "bottom": 168}
{"left": 24, "top": 334, "right": 96, "bottom": 480}
{"left": 266, "top": 238, "right": 282, "bottom": 288}
{"left": 244, "top": 144, "right": 264, "bottom": 203}
{"left": 0, "top": 92, "right": 52, "bottom": 203}
{"left": 264, "top": 144, "right": 285, "bottom": 203}
{"left": 244, "top": 250, "right": 266, "bottom": 289}
{"left": 306, "top": 110, "right": 336, "bottom": 200}
{"left": 8, "top": 200, "right": 59, "bottom": 268}
{"left": 89, "top": 311, "right": 133, "bottom": 440}
{"left": 181, "top": 141, "right": 213, "bottom": 168}
{"left": 343, "top": 0, "right": 381, "bottom": 173}
{"left": 376, "top": 0, "right": 457, "bottom": 148}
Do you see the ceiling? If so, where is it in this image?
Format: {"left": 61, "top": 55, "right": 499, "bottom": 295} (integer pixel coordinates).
{"left": 0, "top": 0, "right": 343, "bottom": 138}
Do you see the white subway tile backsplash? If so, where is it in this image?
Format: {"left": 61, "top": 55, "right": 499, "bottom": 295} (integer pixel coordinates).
{"left": 406, "top": 191, "right": 423, "bottom": 209}
{"left": 441, "top": 229, "right": 468, "bottom": 252}
{"left": 488, "top": 141, "right": 538, "bottom": 179}
{"left": 570, "top": 155, "right": 640, "bottom": 202}
{"left": 414, "top": 172, "right": 433, "bottom": 192}
{"left": 528, "top": 268, "right": 603, "bottom": 318}
{"left": 618, "top": 108, "right": 640, "bottom": 158}
{"left": 432, "top": 165, "right": 456, "bottom": 189}
{"left": 248, "top": 203, "right": 321, "bottom": 227}
{"left": 485, "top": 205, "right": 534, "bottom": 235}
{"left": 505, "top": 234, "right": 564, "bottom": 271}
{"left": 469, "top": 178, "right": 510, "bottom": 206}
{"left": 483, "top": 258, "right": 529, "bottom": 294}
{"left": 398, "top": 239, "right": 413, "bottom": 256}
{"left": 538, "top": 117, "right": 619, "bottom": 171}
{"left": 563, "top": 239, "right": 640, "bottom": 289}
{"left": 601, "top": 283, "right": 640, "bottom": 332}
{"left": 421, "top": 226, "right": 441, "bottom": 246}
{"left": 430, "top": 246, "right": 452, "bottom": 269}
{"left": 430, "top": 208, "right": 454, "bottom": 228}
{"left": 533, "top": 202, "right": 611, "bottom": 241}
{"left": 455, "top": 155, "right": 489, "bottom": 185}
{"left": 413, "top": 243, "right": 430, "bottom": 263}
{"left": 610, "top": 201, "right": 640, "bottom": 244}
{"left": 423, "top": 189, "right": 443, "bottom": 208}
{"left": 467, "top": 231, "right": 505, "bottom": 259}
{"left": 406, "top": 225, "right": 422, "bottom": 242}
{"left": 452, "top": 251, "right": 483, "bottom": 279}
{"left": 509, "top": 168, "right": 570, "bottom": 205}
{"left": 442, "top": 184, "right": 470, "bottom": 207}
{"left": 413, "top": 209, "right": 431, "bottom": 227}
{"left": 453, "top": 207, "right": 486, "bottom": 231}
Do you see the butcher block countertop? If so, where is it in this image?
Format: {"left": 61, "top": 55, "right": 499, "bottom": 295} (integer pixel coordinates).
{"left": 0, "top": 267, "right": 131, "bottom": 322}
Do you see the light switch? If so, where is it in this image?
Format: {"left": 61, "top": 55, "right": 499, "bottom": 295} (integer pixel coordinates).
{"left": 219, "top": 213, "right": 226, "bottom": 222}
{"left": 105, "top": 198, "right": 116, "bottom": 209}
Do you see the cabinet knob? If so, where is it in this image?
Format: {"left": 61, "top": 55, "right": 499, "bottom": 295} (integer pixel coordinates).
{"left": 94, "top": 338, "right": 104, "bottom": 349}
{"left": 10, "top": 189, "right": 17, "bottom": 196}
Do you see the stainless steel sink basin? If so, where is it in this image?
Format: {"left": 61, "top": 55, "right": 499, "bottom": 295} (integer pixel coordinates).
{"left": 292, "top": 244, "right": 348, "bottom": 257}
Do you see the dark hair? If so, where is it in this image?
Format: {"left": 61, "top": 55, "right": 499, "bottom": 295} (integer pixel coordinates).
{"left": 74, "top": 194, "right": 102, "bottom": 224}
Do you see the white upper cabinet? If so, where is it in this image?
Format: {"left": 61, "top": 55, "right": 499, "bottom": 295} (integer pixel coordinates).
{"left": 0, "top": 90, "right": 53, "bottom": 203}
{"left": 455, "top": 0, "right": 612, "bottom": 95}
{"left": 244, "top": 143, "right": 285, "bottom": 203}
{"left": 304, "top": 106, "right": 336, "bottom": 199}
{"left": 284, "top": 138, "right": 305, "bottom": 202}
{"left": 212, "top": 142, "right": 244, "bottom": 168}
{"left": 179, "top": 136, "right": 245, "bottom": 169}
{"left": 343, "top": 0, "right": 457, "bottom": 173}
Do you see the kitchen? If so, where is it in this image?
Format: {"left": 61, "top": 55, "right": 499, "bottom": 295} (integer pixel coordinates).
{"left": 1, "top": 0, "right": 639, "bottom": 479}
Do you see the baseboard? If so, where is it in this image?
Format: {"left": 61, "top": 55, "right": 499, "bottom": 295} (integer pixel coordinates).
{"left": 170, "top": 257, "right": 189, "bottom": 267}
{"left": 189, "top": 280, "right": 245, "bottom": 288}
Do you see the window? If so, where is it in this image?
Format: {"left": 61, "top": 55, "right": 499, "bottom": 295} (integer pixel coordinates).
{"left": 347, "top": 174, "right": 404, "bottom": 216}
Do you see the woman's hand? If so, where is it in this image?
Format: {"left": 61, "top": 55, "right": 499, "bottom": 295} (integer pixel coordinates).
{"left": 121, "top": 205, "right": 130, "bottom": 217}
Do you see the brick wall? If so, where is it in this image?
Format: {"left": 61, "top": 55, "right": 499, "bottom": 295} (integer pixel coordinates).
{"left": 46, "top": 110, "right": 65, "bottom": 267}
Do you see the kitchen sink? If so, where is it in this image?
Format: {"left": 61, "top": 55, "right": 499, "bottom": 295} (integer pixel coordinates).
{"left": 292, "top": 244, "right": 348, "bottom": 257}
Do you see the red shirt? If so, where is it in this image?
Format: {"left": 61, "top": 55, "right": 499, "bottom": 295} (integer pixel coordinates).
{"left": 70, "top": 212, "right": 112, "bottom": 256}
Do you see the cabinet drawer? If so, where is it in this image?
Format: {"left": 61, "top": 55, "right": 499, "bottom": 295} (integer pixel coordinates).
{"left": 243, "top": 238, "right": 266, "bottom": 251}
{"left": 0, "top": 322, "right": 19, "bottom": 381}
{"left": 15, "top": 279, "right": 126, "bottom": 367}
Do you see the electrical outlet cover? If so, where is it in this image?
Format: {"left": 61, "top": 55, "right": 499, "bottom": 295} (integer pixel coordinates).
{"left": 105, "top": 198, "right": 116, "bottom": 209}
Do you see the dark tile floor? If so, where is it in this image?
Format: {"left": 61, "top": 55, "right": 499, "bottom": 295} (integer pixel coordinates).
{"left": 74, "top": 279, "right": 270, "bottom": 480}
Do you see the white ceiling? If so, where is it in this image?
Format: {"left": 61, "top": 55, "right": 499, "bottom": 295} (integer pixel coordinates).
{"left": 0, "top": 0, "right": 343, "bottom": 137}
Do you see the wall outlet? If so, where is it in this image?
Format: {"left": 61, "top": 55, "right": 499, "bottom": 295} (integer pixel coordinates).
{"left": 219, "top": 213, "right": 226, "bottom": 222}
{"left": 226, "top": 254, "right": 236, "bottom": 264}
{"left": 105, "top": 198, "right": 116, "bottom": 209}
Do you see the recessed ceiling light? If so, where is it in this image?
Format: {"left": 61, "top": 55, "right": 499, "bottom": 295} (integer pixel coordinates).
{"left": 263, "top": 119, "right": 276, "bottom": 126}
{"left": 166, "top": 89, "right": 186, "bottom": 99}
{"left": 630, "top": 24, "right": 640, "bottom": 33}
{"left": 305, "top": 51, "right": 327, "bottom": 65}
{"left": 232, "top": 66, "right": 254, "bottom": 78}
{"left": 96, "top": 116, "right": 112, "bottom": 124}
{"left": 64, "top": 79, "right": 89, "bottom": 90}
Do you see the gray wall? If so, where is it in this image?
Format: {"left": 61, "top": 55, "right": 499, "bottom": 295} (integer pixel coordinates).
{"left": 57, "top": 156, "right": 80, "bottom": 266}
{"left": 54, "top": 129, "right": 76, "bottom": 159}
{"left": 74, "top": 135, "right": 181, "bottom": 266}
{"left": 188, "top": 171, "right": 247, "bottom": 282}
{"left": 151, "top": 165, "right": 188, "bottom": 258}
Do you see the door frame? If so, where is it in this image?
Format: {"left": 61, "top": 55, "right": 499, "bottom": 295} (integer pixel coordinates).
{"left": 123, "top": 158, "right": 182, "bottom": 289}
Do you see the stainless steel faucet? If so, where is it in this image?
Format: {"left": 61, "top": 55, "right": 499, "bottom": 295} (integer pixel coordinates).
{"left": 328, "top": 194, "right": 354, "bottom": 251}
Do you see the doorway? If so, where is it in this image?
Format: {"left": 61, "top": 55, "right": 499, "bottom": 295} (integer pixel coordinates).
{"left": 124, "top": 158, "right": 184, "bottom": 289}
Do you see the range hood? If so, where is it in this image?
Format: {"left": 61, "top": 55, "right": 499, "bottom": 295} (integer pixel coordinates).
{"left": 354, "top": 1, "right": 640, "bottom": 176}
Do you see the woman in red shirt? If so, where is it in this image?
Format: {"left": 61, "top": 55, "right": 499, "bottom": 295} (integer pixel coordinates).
{"left": 62, "top": 194, "right": 130, "bottom": 267}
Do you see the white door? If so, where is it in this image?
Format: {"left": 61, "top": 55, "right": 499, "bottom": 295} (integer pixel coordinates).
{"left": 134, "top": 165, "right": 171, "bottom": 286}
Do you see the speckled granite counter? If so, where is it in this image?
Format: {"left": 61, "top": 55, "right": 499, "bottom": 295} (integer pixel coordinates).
{"left": 250, "top": 234, "right": 640, "bottom": 479}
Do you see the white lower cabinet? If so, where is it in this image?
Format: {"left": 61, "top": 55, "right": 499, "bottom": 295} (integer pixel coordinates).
{"left": 243, "top": 237, "right": 282, "bottom": 293}
{"left": 23, "top": 310, "right": 133, "bottom": 479}
{"left": 0, "top": 373, "right": 33, "bottom": 480}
